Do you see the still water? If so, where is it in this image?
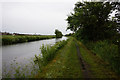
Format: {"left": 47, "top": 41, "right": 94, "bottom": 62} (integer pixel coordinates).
{"left": 2, "top": 36, "right": 67, "bottom": 77}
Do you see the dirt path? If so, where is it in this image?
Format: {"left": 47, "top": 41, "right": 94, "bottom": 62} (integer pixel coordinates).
{"left": 75, "top": 42, "right": 91, "bottom": 78}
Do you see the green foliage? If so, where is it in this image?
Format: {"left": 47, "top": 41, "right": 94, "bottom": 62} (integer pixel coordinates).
{"left": 66, "top": 2, "right": 119, "bottom": 41}
{"left": 55, "top": 29, "right": 63, "bottom": 38}
{"left": 84, "top": 40, "right": 120, "bottom": 74}
{"left": 34, "top": 40, "right": 67, "bottom": 71}
{"left": 2, "top": 35, "right": 55, "bottom": 45}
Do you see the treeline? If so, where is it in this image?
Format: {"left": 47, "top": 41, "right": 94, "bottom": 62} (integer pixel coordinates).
{"left": 66, "top": 1, "right": 120, "bottom": 74}
{"left": 2, "top": 35, "right": 55, "bottom": 45}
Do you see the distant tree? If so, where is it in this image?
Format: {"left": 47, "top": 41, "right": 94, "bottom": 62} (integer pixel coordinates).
{"left": 66, "top": 2, "right": 119, "bottom": 41}
{"left": 55, "top": 29, "right": 63, "bottom": 38}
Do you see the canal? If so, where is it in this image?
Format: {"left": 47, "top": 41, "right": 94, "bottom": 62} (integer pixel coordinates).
{"left": 1, "top": 36, "right": 67, "bottom": 78}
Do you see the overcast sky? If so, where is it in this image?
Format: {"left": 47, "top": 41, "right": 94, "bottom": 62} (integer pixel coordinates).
{"left": 0, "top": 0, "right": 81, "bottom": 35}
{"left": 1, "top": 0, "right": 119, "bottom": 35}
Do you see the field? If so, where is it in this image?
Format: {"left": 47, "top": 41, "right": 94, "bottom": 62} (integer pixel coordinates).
{"left": 2, "top": 35, "right": 55, "bottom": 45}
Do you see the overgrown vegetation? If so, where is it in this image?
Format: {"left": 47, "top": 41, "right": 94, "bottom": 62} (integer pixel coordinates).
{"left": 83, "top": 40, "right": 120, "bottom": 74}
{"left": 76, "top": 39, "right": 118, "bottom": 78}
{"left": 34, "top": 39, "right": 67, "bottom": 72}
{"left": 2, "top": 35, "right": 55, "bottom": 45}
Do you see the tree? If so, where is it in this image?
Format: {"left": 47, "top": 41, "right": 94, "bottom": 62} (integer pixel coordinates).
{"left": 55, "top": 29, "right": 63, "bottom": 38}
{"left": 66, "top": 2, "right": 119, "bottom": 41}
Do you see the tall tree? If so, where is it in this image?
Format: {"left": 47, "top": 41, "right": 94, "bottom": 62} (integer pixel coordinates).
{"left": 66, "top": 2, "right": 119, "bottom": 41}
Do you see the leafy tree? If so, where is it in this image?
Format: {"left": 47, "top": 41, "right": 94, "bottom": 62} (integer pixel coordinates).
{"left": 66, "top": 2, "right": 119, "bottom": 41}
{"left": 55, "top": 29, "right": 63, "bottom": 38}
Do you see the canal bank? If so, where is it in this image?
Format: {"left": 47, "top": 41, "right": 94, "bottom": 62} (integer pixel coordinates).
{"left": 35, "top": 37, "right": 119, "bottom": 78}
{"left": 2, "top": 36, "right": 67, "bottom": 78}
{"left": 2, "top": 35, "right": 55, "bottom": 45}
{"left": 2, "top": 37, "right": 119, "bottom": 78}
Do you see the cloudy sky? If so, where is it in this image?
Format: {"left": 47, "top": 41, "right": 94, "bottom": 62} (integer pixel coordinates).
{"left": 0, "top": 0, "right": 81, "bottom": 35}
{"left": 1, "top": 0, "right": 119, "bottom": 35}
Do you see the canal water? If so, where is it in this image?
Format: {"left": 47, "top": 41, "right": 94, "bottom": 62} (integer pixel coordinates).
{"left": 1, "top": 36, "right": 68, "bottom": 78}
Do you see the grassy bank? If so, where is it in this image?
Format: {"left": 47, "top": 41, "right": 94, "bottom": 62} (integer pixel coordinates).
{"left": 35, "top": 37, "right": 119, "bottom": 78}
{"left": 76, "top": 39, "right": 119, "bottom": 78}
{"left": 2, "top": 35, "right": 55, "bottom": 45}
{"left": 35, "top": 37, "right": 82, "bottom": 78}
{"left": 34, "top": 40, "right": 68, "bottom": 72}
{"left": 82, "top": 40, "right": 120, "bottom": 74}
{"left": 3, "top": 39, "right": 68, "bottom": 78}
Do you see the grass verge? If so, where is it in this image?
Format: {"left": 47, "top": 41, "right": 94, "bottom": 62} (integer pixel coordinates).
{"left": 76, "top": 39, "right": 119, "bottom": 78}
{"left": 84, "top": 40, "right": 120, "bottom": 74}
{"left": 35, "top": 37, "right": 82, "bottom": 78}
